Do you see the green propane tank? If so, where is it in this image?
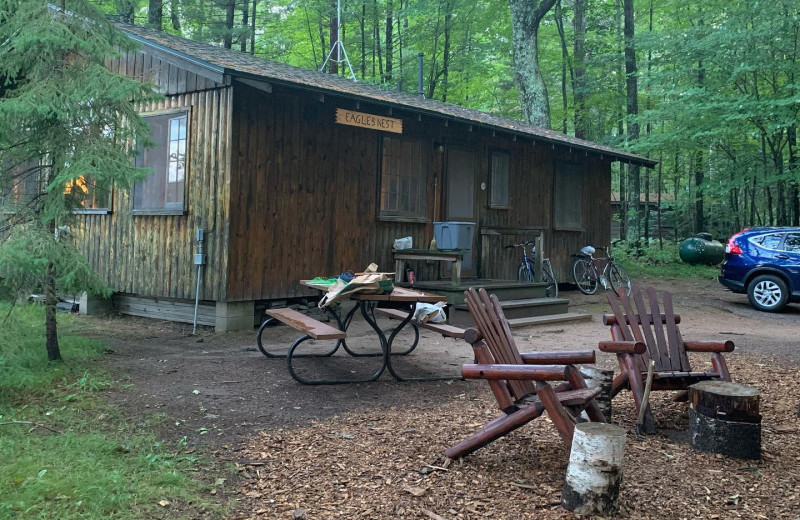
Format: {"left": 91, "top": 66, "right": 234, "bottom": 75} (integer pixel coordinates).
{"left": 679, "top": 233, "right": 725, "bottom": 265}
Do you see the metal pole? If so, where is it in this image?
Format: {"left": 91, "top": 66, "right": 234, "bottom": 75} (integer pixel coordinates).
{"left": 192, "top": 264, "right": 202, "bottom": 335}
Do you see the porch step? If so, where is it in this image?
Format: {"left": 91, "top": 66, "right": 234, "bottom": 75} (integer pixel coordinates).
{"left": 454, "top": 297, "right": 570, "bottom": 319}
{"left": 409, "top": 279, "right": 549, "bottom": 305}
{"left": 506, "top": 312, "right": 592, "bottom": 328}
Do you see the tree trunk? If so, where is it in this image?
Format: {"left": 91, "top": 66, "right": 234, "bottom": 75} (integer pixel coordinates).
{"left": 615, "top": 0, "right": 625, "bottom": 237}
{"left": 509, "top": 0, "right": 557, "bottom": 128}
{"left": 147, "top": 0, "right": 163, "bottom": 30}
{"left": 657, "top": 156, "right": 663, "bottom": 248}
{"left": 441, "top": 0, "right": 452, "bottom": 102}
{"left": 385, "top": 0, "right": 393, "bottom": 82}
{"left": 573, "top": 0, "right": 587, "bottom": 139}
{"left": 623, "top": 0, "right": 640, "bottom": 243}
{"left": 694, "top": 150, "right": 704, "bottom": 233}
{"left": 45, "top": 263, "right": 61, "bottom": 362}
{"left": 119, "top": 0, "right": 135, "bottom": 23}
{"left": 170, "top": 0, "right": 181, "bottom": 30}
{"left": 223, "top": 0, "right": 235, "bottom": 49}
{"left": 554, "top": 0, "right": 570, "bottom": 134}
{"left": 790, "top": 124, "right": 799, "bottom": 225}
{"left": 361, "top": 3, "right": 367, "bottom": 79}
{"left": 329, "top": 2, "right": 338, "bottom": 74}
{"left": 250, "top": 0, "right": 256, "bottom": 54}
{"left": 240, "top": 1, "right": 249, "bottom": 52}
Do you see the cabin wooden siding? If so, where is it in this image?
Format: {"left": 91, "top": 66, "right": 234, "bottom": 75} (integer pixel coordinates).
{"left": 73, "top": 50, "right": 232, "bottom": 302}
{"left": 227, "top": 82, "right": 611, "bottom": 301}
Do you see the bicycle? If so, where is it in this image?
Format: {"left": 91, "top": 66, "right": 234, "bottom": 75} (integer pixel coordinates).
{"left": 571, "top": 245, "right": 631, "bottom": 295}
{"left": 505, "top": 240, "right": 558, "bottom": 298}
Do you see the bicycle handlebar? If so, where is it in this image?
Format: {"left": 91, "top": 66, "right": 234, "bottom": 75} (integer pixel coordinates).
{"left": 505, "top": 240, "right": 536, "bottom": 250}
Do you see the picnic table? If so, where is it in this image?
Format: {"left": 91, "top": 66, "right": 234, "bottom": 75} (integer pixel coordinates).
{"left": 256, "top": 282, "right": 464, "bottom": 385}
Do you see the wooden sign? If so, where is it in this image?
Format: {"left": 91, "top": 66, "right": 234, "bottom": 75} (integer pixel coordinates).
{"left": 335, "top": 108, "right": 402, "bottom": 134}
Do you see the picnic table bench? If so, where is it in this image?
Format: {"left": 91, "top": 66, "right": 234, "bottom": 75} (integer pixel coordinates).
{"left": 374, "top": 307, "right": 465, "bottom": 339}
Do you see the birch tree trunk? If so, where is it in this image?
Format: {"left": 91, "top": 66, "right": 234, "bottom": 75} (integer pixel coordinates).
{"left": 509, "top": 0, "right": 557, "bottom": 128}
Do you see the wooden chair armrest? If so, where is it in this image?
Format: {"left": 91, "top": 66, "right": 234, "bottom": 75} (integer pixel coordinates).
{"left": 520, "top": 350, "right": 596, "bottom": 365}
{"left": 684, "top": 340, "right": 735, "bottom": 353}
{"left": 598, "top": 340, "right": 647, "bottom": 354}
{"left": 464, "top": 328, "right": 482, "bottom": 345}
{"left": 461, "top": 364, "right": 567, "bottom": 381}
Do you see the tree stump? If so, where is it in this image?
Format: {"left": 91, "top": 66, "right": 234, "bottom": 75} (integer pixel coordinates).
{"left": 689, "top": 381, "right": 761, "bottom": 460}
{"left": 580, "top": 367, "right": 613, "bottom": 420}
{"left": 561, "top": 422, "right": 627, "bottom": 515}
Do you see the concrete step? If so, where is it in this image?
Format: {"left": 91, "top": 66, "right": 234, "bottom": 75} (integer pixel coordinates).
{"left": 454, "top": 297, "right": 570, "bottom": 319}
{"left": 506, "top": 312, "right": 593, "bottom": 328}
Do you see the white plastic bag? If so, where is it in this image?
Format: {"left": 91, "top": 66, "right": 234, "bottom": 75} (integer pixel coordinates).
{"left": 393, "top": 236, "right": 413, "bottom": 250}
{"left": 413, "top": 301, "right": 447, "bottom": 323}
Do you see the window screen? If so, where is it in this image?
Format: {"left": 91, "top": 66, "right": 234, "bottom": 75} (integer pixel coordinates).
{"left": 379, "top": 136, "right": 426, "bottom": 218}
{"left": 134, "top": 112, "right": 187, "bottom": 211}
{"left": 490, "top": 151, "right": 510, "bottom": 208}
{"left": 554, "top": 162, "right": 584, "bottom": 229}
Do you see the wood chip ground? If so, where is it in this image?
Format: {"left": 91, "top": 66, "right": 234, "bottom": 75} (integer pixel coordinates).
{"left": 231, "top": 355, "right": 800, "bottom": 519}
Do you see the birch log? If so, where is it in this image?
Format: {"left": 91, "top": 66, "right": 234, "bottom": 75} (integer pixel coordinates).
{"left": 561, "top": 422, "right": 627, "bottom": 515}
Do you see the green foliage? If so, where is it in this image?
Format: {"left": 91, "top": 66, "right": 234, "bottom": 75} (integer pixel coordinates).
{"left": 0, "top": 0, "right": 158, "bottom": 296}
{"left": 612, "top": 240, "right": 720, "bottom": 280}
{"left": 0, "top": 304, "right": 220, "bottom": 519}
{"left": 0, "top": 304, "right": 105, "bottom": 389}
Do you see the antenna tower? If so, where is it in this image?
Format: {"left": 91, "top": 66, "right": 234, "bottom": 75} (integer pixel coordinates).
{"left": 320, "top": 0, "right": 356, "bottom": 81}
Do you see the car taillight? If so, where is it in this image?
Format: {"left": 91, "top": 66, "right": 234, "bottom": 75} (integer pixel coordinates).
{"left": 726, "top": 230, "right": 747, "bottom": 254}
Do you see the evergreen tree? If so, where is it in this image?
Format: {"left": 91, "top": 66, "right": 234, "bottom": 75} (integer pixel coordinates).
{"left": 0, "top": 0, "right": 157, "bottom": 360}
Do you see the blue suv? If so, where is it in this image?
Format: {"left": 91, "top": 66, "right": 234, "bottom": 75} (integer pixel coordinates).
{"left": 718, "top": 227, "right": 800, "bottom": 312}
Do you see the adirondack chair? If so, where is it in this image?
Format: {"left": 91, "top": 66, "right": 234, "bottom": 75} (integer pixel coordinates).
{"left": 601, "top": 285, "right": 734, "bottom": 433}
{"left": 444, "top": 288, "right": 606, "bottom": 460}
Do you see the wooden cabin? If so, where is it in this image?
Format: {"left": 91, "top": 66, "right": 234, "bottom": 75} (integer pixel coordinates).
{"left": 74, "top": 23, "right": 655, "bottom": 331}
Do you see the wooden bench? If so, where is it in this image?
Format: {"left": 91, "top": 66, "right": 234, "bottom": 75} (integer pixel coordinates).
{"left": 374, "top": 307, "right": 466, "bottom": 339}
{"left": 264, "top": 308, "right": 346, "bottom": 340}
{"left": 256, "top": 308, "right": 346, "bottom": 360}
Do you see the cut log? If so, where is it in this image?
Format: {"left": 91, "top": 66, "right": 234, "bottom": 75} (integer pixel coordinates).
{"left": 688, "top": 381, "right": 761, "bottom": 460}
{"left": 561, "top": 423, "right": 627, "bottom": 515}
{"left": 579, "top": 367, "right": 613, "bottom": 420}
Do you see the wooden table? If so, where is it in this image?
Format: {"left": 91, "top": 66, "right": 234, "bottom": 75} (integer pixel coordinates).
{"left": 286, "top": 282, "right": 452, "bottom": 384}
{"left": 392, "top": 249, "right": 466, "bottom": 287}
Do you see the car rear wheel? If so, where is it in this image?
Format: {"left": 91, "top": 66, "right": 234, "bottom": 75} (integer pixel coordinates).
{"left": 747, "top": 274, "right": 789, "bottom": 312}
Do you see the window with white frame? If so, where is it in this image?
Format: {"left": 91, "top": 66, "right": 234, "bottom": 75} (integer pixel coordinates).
{"left": 133, "top": 112, "right": 188, "bottom": 212}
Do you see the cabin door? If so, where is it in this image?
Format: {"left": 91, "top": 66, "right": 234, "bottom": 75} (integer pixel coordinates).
{"left": 444, "top": 146, "right": 476, "bottom": 276}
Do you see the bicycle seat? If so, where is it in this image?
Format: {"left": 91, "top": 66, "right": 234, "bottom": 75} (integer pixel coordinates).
{"left": 580, "top": 245, "right": 596, "bottom": 256}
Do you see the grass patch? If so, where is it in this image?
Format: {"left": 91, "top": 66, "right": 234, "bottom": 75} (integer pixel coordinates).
{"left": 0, "top": 303, "right": 224, "bottom": 519}
{"left": 611, "top": 241, "right": 721, "bottom": 280}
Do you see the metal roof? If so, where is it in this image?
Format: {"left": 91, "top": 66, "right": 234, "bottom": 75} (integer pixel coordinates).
{"left": 117, "top": 23, "right": 657, "bottom": 168}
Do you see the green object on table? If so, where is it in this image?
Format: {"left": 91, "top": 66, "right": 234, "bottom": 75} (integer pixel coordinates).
{"left": 309, "top": 276, "right": 338, "bottom": 285}
{"left": 378, "top": 279, "right": 395, "bottom": 294}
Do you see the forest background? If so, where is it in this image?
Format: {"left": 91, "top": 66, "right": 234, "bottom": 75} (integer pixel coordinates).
{"left": 98, "top": 0, "right": 799, "bottom": 242}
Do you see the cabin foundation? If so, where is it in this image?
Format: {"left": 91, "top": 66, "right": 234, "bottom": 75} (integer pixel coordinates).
{"left": 215, "top": 300, "right": 257, "bottom": 333}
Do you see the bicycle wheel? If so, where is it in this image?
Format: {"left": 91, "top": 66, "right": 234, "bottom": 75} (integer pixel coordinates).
{"left": 608, "top": 263, "right": 632, "bottom": 296}
{"left": 542, "top": 260, "right": 559, "bottom": 298}
{"left": 518, "top": 263, "right": 534, "bottom": 282}
{"left": 572, "top": 259, "right": 598, "bottom": 295}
